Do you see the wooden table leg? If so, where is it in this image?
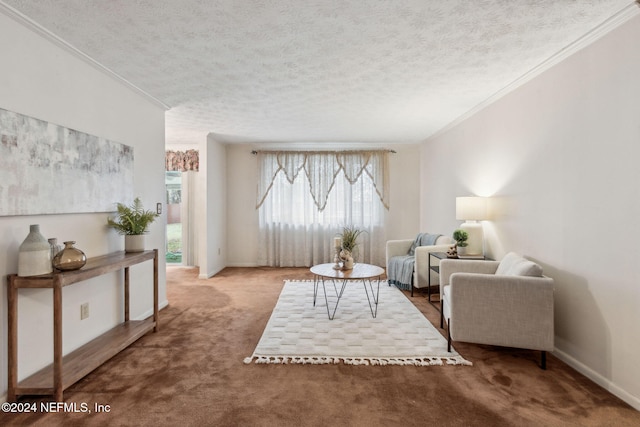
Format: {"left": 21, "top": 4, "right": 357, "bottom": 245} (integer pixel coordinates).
{"left": 153, "top": 249, "right": 159, "bottom": 332}
{"left": 124, "top": 266, "right": 130, "bottom": 322}
{"left": 53, "top": 278, "right": 63, "bottom": 401}
{"left": 7, "top": 275, "right": 17, "bottom": 401}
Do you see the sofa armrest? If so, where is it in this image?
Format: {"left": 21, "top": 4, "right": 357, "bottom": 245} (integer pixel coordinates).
{"left": 439, "top": 259, "right": 500, "bottom": 285}
{"left": 385, "top": 239, "right": 413, "bottom": 269}
{"left": 446, "top": 273, "right": 554, "bottom": 351}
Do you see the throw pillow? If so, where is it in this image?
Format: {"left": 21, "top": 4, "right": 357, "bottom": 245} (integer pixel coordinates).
{"left": 496, "top": 252, "right": 543, "bottom": 277}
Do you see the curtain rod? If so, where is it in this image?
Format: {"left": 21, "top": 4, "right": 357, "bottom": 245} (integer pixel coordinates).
{"left": 251, "top": 149, "right": 396, "bottom": 155}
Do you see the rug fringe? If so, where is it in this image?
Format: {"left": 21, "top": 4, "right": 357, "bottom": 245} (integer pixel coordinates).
{"left": 244, "top": 356, "right": 472, "bottom": 366}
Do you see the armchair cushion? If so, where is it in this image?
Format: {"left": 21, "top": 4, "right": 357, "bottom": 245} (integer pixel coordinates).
{"left": 495, "top": 252, "right": 543, "bottom": 277}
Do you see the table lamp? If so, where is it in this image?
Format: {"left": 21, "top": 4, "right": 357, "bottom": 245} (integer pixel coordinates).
{"left": 456, "top": 196, "right": 489, "bottom": 257}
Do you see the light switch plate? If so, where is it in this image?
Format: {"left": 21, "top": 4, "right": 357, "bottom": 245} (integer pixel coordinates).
{"left": 80, "top": 302, "right": 89, "bottom": 320}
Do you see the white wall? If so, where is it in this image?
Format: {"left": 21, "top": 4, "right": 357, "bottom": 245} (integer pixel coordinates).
{"left": 226, "top": 145, "right": 260, "bottom": 266}
{"left": 0, "top": 10, "right": 167, "bottom": 399}
{"left": 420, "top": 14, "right": 640, "bottom": 410}
{"left": 385, "top": 145, "right": 423, "bottom": 239}
{"left": 224, "top": 143, "right": 422, "bottom": 267}
{"left": 198, "top": 135, "right": 227, "bottom": 277}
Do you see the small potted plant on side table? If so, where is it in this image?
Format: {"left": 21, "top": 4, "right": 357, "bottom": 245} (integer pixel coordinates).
{"left": 107, "top": 197, "right": 159, "bottom": 252}
{"left": 453, "top": 229, "right": 469, "bottom": 257}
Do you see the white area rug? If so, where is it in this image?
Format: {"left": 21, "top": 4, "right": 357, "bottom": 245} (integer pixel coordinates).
{"left": 244, "top": 280, "right": 472, "bottom": 366}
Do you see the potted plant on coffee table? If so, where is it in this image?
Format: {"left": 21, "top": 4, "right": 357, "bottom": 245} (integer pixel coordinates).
{"left": 338, "top": 225, "right": 366, "bottom": 269}
{"left": 107, "top": 197, "right": 159, "bottom": 252}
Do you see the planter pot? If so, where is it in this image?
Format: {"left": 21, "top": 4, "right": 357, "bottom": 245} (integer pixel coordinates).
{"left": 340, "top": 249, "right": 354, "bottom": 270}
{"left": 125, "top": 235, "right": 145, "bottom": 253}
{"left": 456, "top": 245, "right": 467, "bottom": 257}
{"left": 343, "top": 257, "right": 354, "bottom": 270}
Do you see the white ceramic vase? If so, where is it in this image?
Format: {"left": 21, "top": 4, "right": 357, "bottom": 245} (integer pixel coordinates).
{"left": 340, "top": 249, "right": 354, "bottom": 270}
{"left": 343, "top": 256, "right": 354, "bottom": 270}
{"left": 18, "top": 224, "right": 53, "bottom": 277}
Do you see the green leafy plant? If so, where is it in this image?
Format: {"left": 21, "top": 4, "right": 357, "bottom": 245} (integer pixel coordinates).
{"left": 339, "top": 225, "right": 366, "bottom": 253}
{"left": 453, "top": 229, "right": 469, "bottom": 247}
{"left": 107, "top": 197, "right": 159, "bottom": 235}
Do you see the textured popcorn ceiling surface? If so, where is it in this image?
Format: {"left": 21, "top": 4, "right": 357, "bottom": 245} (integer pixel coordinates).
{"left": 3, "top": 0, "right": 634, "bottom": 145}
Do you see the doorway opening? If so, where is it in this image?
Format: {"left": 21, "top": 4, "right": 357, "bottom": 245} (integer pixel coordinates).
{"left": 166, "top": 171, "right": 182, "bottom": 264}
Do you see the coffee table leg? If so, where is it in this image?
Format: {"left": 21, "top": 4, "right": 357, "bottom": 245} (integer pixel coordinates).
{"left": 320, "top": 277, "right": 333, "bottom": 319}
{"left": 313, "top": 275, "right": 318, "bottom": 306}
{"left": 362, "top": 278, "right": 381, "bottom": 318}
{"left": 323, "top": 278, "right": 349, "bottom": 320}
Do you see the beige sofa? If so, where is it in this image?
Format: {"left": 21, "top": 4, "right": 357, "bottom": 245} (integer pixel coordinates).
{"left": 385, "top": 235, "right": 454, "bottom": 296}
{"left": 439, "top": 252, "right": 554, "bottom": 368}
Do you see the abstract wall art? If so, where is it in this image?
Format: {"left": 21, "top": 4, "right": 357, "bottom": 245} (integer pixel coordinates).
{"left": 0, "top": 108, "right": 134, "bottom": 216}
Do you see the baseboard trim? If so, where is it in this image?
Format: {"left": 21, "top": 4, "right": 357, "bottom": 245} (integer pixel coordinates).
{"left": 132, "top": 300, "right": 169, "bottom": 321}
{"left": 225, "top": 262, "right": 261, "bottom": 268}
{"left": 553, "top": 348, "right": 640, "bottom": 411}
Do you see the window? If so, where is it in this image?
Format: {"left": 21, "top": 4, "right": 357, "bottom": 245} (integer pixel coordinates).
{"left": 257, "top": 151, "right": 389, "bottom": 267}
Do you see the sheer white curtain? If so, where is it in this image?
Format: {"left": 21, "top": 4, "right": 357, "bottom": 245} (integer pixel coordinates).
{"left": 257, "top": 151, "right": 389, "bottom": 267}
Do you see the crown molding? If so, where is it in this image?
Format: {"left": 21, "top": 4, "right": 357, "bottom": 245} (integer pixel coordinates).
{"left": 427, "top": 2, "right": 640, "bottom": 142}
{"left": 0, "top": 2, "right": 170, "bottom": 111}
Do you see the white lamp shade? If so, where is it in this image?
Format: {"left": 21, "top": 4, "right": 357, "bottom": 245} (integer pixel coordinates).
{"left": 456, "top": 197, "right": 489, "bottom": 221}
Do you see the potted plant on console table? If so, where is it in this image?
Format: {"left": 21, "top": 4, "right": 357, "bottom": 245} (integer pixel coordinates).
{"left": 107, "top": 197, "right": 159, "bottom": 253}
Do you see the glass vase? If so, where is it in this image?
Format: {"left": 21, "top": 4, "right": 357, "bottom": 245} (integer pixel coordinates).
{"left": 48, "top": 238, "right": 63, "bottom": 265}
{"left": 53, "top": 241, "right": 87, "bottom": 271}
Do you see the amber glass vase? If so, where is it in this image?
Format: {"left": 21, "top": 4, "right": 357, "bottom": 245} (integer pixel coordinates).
{"left": 52, "top": 241, "right": 87, "bottom": 271}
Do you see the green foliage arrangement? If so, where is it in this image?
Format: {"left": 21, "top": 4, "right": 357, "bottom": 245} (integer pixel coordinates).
{"left": 453, "top": 229, "right": 469, "bottom": 247}
{"left": 107, "top": 197, "right": 159, "bottom": 235}
{"left": 339, "top": 225, "right": 366, "bottom": 253}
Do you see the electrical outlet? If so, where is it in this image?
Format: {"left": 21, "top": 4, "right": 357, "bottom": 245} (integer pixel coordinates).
{"left": 80, "top": 302, "right": 89, "bottom": 320}
{"left": 156, "top": 203, "right": 162, "bottom": 214}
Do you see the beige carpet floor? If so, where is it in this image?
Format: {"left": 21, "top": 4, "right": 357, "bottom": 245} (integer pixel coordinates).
{"left": 1, "top": 266, "right": 639, "bottom": 426}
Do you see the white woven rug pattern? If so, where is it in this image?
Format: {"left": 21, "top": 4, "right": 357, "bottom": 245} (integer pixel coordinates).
{"left": 244, "top": 280, "right": 472, "bottom": 366}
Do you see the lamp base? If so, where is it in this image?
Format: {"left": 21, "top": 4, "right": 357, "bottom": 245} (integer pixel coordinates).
{"left": 460, "top": 221, "right": 483, "bottom": 256}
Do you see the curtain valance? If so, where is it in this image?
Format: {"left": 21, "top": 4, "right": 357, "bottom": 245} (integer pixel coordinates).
{"left": 256, "top": 150, "right": 390, "bottom": 211}
{"left": 166, "top": 150, "right": 199, "bottom": 171}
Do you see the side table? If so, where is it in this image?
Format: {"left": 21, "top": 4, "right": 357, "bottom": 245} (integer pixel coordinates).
{"left": 427, "top": 252, "right": 492, "bottom": 311}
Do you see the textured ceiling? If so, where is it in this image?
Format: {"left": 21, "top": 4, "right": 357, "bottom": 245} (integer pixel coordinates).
{"left": 2, "top": 0, "right": 635, "bottom": 145}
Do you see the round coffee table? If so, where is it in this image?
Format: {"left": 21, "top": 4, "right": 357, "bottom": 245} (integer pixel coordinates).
{"left": 310, "top": 263, "right": 385, "bottom": 320}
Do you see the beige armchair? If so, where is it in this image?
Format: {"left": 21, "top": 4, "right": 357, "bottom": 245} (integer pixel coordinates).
{"left": 439, "top": 252, "right": 554, "bottom": 369}
{"left": 386, "top": 234, "right": 454, "bottom": 296}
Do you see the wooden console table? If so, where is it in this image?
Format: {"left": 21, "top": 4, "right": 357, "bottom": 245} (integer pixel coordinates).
{"left": 6, "top": 249, "right": 158, "bottom": 402}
